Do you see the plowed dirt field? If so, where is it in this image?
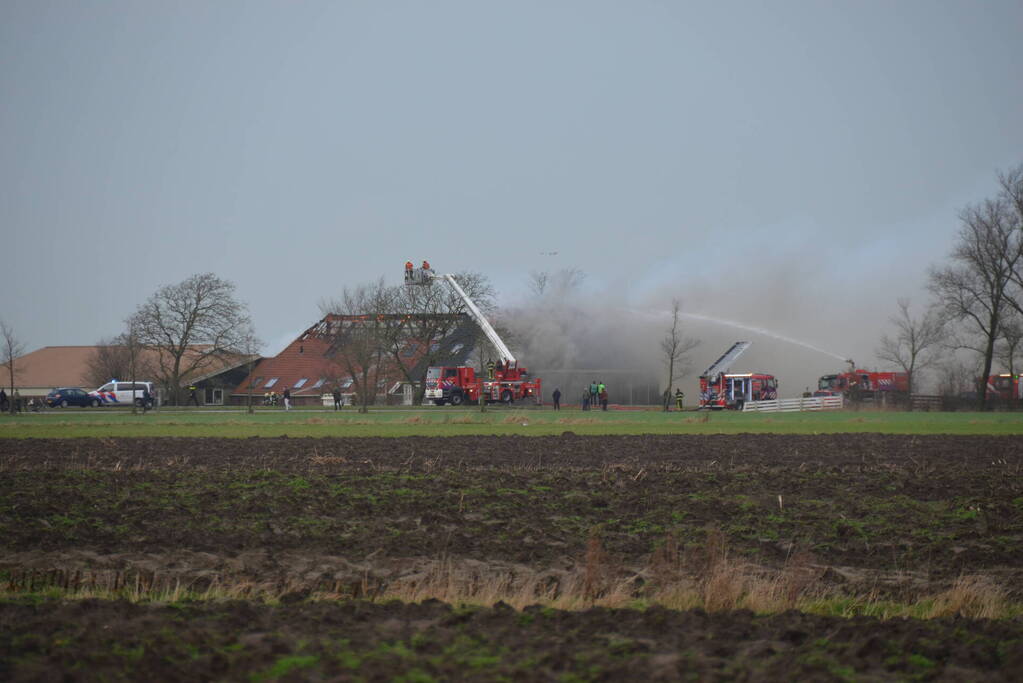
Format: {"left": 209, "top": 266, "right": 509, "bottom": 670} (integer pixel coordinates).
{"left": 2, "top": 434, "right": 1022, "bottom": 680}
{"left": 3, "top": 598, "right": 1023, "bottom": 681}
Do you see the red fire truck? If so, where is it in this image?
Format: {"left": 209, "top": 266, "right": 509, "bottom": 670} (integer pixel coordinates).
{"left": 424, "top": 362, "right": 541, "bottom": 406}
{"left": 985, "top": 374, "right": 1022, "bottom": 401}
{"left": 407, "top": 263, "right": 542, "bottom": 406}
{"left": 814, "top": 363, "right": 908, "bottom": 398}
{"left": 698, "top": 342, "right": 778, "bottom": 409}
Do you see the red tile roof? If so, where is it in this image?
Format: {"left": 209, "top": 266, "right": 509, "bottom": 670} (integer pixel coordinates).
{"left": 232, "top": 314, "right": 476, "bottom": 396}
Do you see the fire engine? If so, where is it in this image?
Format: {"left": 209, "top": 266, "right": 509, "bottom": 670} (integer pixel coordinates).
{"left": 985, "top": 374, "right": 1022, "bottom": 401}
{"left": 814, "top": 362, "right": 908, "bottom": 399}
{"left": 698, "top": 342, "right": 778, "bottom": 409}
{"left": 407, "top": 263, "right": 542, "bottom": 406}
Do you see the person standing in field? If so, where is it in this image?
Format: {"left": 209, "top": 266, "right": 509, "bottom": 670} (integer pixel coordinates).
{"left": 188, "top": 385, "right": 199, "bottom": 407}
{"left": 283, "top": 387, "right": 292, "bottom": 411}
{"left": 582, "top": 389, "right": 590, "bottom": 411}
{"left": 552, "top": 387, "right": 561, "bottom": 411}
{"left": 599, "top": 387, "right": 608, "bottom": 411}
{"left": 332, "top": 387, "right": 342, "bottom": 411}
{"left": 675, "top": 388, "right": 685, "bottom": 412}
{"left": 662, "top": 388, "right": 672, "bottom": 412}
{"left": 589, "top": 380, "right": 599, "bottom": 408}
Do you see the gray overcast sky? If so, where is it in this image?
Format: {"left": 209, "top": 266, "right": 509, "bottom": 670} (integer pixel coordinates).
{"left": 3, "top": 1, "right": 1022, "bottom": 388}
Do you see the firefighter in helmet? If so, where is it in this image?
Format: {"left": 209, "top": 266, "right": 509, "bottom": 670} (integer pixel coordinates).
{"left": 404, "top": 261, "right": 414, "bottom": 283}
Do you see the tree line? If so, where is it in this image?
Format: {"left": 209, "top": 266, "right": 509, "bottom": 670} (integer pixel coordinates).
{"left": 877, "top": 164, "right": 1023, "bottom": 407}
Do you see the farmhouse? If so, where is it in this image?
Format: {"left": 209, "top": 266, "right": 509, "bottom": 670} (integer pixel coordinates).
{"left": 231, "top": 313, "right": 478, "bottom": 406}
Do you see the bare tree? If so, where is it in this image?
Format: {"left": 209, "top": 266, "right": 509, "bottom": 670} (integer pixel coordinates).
{"left": 528, "top": 270, "right": 549, "bottom": 297}
{"left": 117, "top": 315, "right": 149, "bottom": 415}
{"left": 132, "top": 273, "right": 253, "bottom": 405}
{"left": 320, "top": 278, "right": 393, "bottom": 413}
{"left": 1, "top": 319, "right": 25, "bottom": 415}
{"left": 660, "top": 299, "right": 700, "bottom": 410}
{"left": 929, "top": 194, "right": 1023, "bottom": 409}
{"left": 383, "top": 271, "right": 496, "bottom": 405}
{"left": 875, "top": 298, "right": 945, "bottom": 396}
{"left": 998, "top": 164, "right": 1023, "bottom": 318}
{"left": 934, "top": 354, "right": 983, "bottom": 398}
{"left": 319, "top": 270, "right": 501, "bottom": 408}
{"left": 221, "top": 323, "right": 261, "bottom": 413}
{"left": 529, "top": 268, "right": 585, "bottom": 297}
{"left": 84, "top": 338, "right": 133, "bottom": 388}
{"left": 995, "top": 311, "right": 1023, "bottom": 377}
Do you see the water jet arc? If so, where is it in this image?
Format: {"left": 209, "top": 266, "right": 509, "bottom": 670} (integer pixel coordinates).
{"left": 678, "top": 312, "right": 849, "bottom": 362}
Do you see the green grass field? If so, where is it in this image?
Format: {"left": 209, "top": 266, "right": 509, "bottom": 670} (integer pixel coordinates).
{"left": 2, "top": 405, "right": 1022, "bottom": 437}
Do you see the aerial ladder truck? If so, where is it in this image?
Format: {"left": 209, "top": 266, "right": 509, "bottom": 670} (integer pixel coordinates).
{"left": 698, "top": 341, "right": 778, "bottom": 409}
{"left": 406, "top": 263, "right": 542, "bottom": 406}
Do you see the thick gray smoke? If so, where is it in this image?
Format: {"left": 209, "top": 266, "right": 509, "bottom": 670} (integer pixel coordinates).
{"left": 500, "top": 271, "right": 673, "bottom": 405}
{"left": 499, "top": 268, "right": 887, "bottom": 404}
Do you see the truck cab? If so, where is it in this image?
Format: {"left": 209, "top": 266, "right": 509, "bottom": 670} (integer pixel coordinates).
{"left": 424, "top": 366, "right": 477, "bottom": 405}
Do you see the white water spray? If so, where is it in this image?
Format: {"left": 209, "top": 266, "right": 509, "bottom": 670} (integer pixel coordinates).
{"left": 631, "top": 308, "right": 849, "bottom": 362}
{"left": 680, "top": 312, "right": 849, "bottom": 362}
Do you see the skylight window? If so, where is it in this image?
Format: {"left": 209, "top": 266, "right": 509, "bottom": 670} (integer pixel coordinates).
{"left": 293, "top": 378, "right": 308, "bottom": 389}
{"left": 264, "top": 378, "right": 279, "bottom": 388}
{"left": 312, "top": 378, "right": 326, "bottom": 389}
{"left": 340, "top": 379, "right": 354, "bottom": 389}
{"left": 451, "top": 343, "right": 464, "bottom": 353}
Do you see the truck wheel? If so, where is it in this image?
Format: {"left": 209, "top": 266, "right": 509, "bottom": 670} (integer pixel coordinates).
{"left": 450, "top": 392, "right": 464, "bottom": 406}
{"left": 60, "top": 400, "right": 68, "bottom": 408}
{"left": 135, "top": 398, "right": 145, "bottom": 408}
{"left": 500, "top": 390, "right": 513, "bottom": 404}
{"left": 90, "top": 399, "right": 100, "bottom": 408}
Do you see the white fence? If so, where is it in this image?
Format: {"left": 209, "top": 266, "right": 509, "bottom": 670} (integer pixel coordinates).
{"left": 742, "top": 395, "right": 844, "bottom": 413}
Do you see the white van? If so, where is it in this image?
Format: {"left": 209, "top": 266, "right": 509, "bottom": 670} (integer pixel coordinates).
{"left": 90, "top": 381, "right": 158, "bottom": 407}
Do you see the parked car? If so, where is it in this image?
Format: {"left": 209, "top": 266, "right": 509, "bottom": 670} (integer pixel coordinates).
{"left": 91, "top": 381, "right": 157, "bottom": 408}
{"left": 45, "top": 387, "right": 100, "bottom": 408}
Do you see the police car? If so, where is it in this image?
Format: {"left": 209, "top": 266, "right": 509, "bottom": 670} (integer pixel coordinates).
{"left": 90, "top": 381, "right": 157, "bottom": 407}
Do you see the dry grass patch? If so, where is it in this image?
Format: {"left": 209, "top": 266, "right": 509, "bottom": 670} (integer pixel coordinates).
{"left": 926, "top": 574, "right": 1010, "bottom": 619}
{"left": 2, "top": 560, "right": 1018, "bottom": 620}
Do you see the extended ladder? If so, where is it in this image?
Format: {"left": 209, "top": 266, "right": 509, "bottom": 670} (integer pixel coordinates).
{"left": 439, "top": 273, "right": 516, "bottom": 363}
{"left": 700, "top": 341, "right": 751, "bottom": 379}
{"left": 405, "top": 264, "right": 516, "bottom": 363}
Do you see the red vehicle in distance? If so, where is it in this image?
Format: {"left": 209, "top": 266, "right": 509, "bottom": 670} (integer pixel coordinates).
{"left": 985, "top": 374, "right": 1022, "bottom": 401}
{"left": 814, "top": 363, "right": 908, "bottom": 399}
